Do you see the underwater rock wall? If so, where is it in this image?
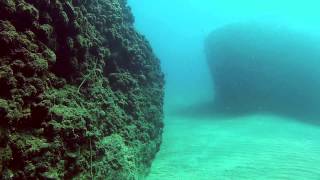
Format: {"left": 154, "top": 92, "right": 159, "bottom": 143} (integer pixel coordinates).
{"left": 0, "top": 0, "right": 164, "bottom": 179}
{"left": 205, "top": 23, "right": 320, "bottom": 119}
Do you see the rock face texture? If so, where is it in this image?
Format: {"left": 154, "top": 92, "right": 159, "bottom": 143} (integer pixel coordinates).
{"left": 0, "top": 0, "right": 164, "bottom": 179}
{"left": 205, "top": 23, "right": 320, "bottom": 119}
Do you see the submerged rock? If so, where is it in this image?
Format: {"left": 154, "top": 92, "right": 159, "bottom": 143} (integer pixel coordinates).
{"left": 0, "top": 0, "right": 164, "bottom": 179}
{"left": 205, "top": 23, "right": 320, "bottom": 120}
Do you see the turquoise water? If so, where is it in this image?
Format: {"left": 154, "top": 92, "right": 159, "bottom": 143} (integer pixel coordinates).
{"left": 129, "top": 0, "right": 320, "bottom": 179}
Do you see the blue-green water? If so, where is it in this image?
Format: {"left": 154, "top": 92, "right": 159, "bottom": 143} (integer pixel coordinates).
{"left": 129, "top": 0, "right": 320, "bottom": 179}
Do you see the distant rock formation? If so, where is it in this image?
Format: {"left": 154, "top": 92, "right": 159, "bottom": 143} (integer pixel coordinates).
{"left": 0, "top": 0, "right": 164, "bottom": 179}
{"left": 205, "top": 23, "right": 320, "bottom": 120}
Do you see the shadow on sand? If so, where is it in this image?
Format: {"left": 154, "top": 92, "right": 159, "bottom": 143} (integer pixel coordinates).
{"left": 172, "top": 100, "right": 320, "bottom": 126}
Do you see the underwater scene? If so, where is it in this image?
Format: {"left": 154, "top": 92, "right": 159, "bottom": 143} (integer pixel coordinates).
{"left": 0, "top": 0, "right": 320, "bottom": 179}
{"left": 129, "top": 0, "right": 320, "bottom": 180}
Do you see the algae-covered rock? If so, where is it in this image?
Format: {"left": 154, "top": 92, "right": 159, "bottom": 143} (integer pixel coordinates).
{"left": 0, "top": 0, "right": 164, "bottom": 179}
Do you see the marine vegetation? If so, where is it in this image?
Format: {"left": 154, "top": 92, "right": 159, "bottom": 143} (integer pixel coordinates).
{"left": 0, "top": 0, "right": 164, "bottom": 179}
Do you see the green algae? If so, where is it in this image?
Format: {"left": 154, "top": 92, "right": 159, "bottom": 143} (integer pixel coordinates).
{"left": 0, "top": 0, "right": 164, "bottom": 179}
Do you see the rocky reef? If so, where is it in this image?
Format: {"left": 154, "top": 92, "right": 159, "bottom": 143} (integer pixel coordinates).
{"left": 205, "top": 23, "right": 320, "bottom": 120}
{"left": 0, "top": 0, "right": 164, "bottom": 179}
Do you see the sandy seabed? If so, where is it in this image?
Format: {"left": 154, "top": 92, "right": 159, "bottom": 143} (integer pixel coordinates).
{"left": 147, "top": 113, "right": 320, "bottom": 180}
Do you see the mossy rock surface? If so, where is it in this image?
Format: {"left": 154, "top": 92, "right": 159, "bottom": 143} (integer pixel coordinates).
{"left": 0, "top": 0, "right": 164, "bottom": 179}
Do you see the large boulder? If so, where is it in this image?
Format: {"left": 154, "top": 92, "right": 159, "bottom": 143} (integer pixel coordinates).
{"left": 205, "top": 23, "right": 320, "bottom": 119}
{"left": 0, "top": 0, "right": 164, "bottom": 179}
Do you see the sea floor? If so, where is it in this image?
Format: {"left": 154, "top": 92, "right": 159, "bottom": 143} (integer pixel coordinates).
{"left": 147, "top": 113, "right": 320, "bottom": 180}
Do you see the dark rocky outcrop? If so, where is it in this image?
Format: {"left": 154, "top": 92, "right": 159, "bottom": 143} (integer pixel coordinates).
{"left": 205, "top": 23, "right": 320, "bottom": 120}
{"left": 0, "top": 0, "right": 164, "bottom": 179}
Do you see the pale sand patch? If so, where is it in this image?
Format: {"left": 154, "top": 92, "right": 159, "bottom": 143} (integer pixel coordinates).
{"left": 148, "top": 114, "right": 320, "bottom": 180}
